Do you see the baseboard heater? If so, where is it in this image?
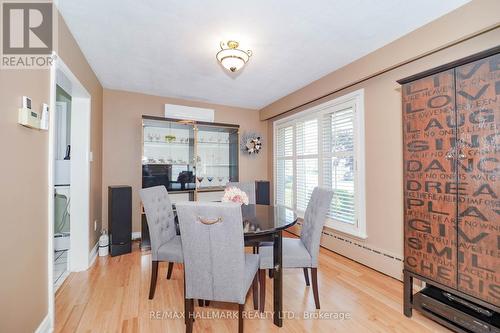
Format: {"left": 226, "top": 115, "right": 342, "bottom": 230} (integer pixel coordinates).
{"left": 414, "top": 286, "right": 499, "bottom": 333}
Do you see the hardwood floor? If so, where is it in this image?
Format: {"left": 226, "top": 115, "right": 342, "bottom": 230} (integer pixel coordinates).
{"left": 55, "top": 238, "right": 450, "bottom": 332}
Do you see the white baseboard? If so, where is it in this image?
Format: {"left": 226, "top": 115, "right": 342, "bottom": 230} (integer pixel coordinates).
{"left": 131, "top": 232, "right": 141, "bottom": 240}
{"left": 88, "top": 242, "right": 98, "bottom": 267}
{"left": 34, "top": 314, "right": 51, "bottom": 333}
{"left": 289, "top": 223, "right": 404, "bottom": 281}
{"left": 321, "top": 231, "right": 404, "bottom": 280}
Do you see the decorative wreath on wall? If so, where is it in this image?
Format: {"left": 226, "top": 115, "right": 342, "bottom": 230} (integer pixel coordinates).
{"left": 241, "top": 132, "right": 263, "bottom": 155}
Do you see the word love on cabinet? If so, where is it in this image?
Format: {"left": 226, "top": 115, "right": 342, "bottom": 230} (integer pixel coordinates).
{"left": 402, "top": 51, "right": 499, "bottom": 306}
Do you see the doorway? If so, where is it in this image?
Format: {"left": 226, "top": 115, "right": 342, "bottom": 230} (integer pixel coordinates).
{"left": 48, "top": 55, "right": 92, "bottom": 328}
{"left": 53, "top": 85, "right": 72, "bottom": 290}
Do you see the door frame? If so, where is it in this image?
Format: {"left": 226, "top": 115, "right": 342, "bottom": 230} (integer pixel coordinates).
{"left": 48, "top": 53, "right": 92, "bottom": 329}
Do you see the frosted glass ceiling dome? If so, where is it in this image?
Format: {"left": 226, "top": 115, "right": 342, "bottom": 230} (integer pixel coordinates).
{"left": 216, "top": 40, "right": 252, "bottom": 72}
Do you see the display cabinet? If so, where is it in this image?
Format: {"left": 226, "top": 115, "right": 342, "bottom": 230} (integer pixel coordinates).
{"left": 141, "top": 115, "right": 239, "bottom": 198}
{"left": 140, "top": 116, "right": 239, "bottom": 250}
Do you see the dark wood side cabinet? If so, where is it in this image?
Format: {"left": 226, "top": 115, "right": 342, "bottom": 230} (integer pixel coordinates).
{"left": 399, "top": 47, "right": 500, "bottom": 324}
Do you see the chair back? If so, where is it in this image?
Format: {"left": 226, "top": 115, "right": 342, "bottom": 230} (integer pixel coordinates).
{"left": 139, "top": 186, "right": 176, "bottom": 261}
{"left": 176, "top": 202, "right": 246, "bottom": 303}
{"left": 300, "top": 187, "right": 334, "bottom": 267}
{"left": 226, "top": 181, "right": 256, "bottom": 204}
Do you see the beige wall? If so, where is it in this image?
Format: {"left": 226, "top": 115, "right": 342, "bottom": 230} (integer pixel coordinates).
{"left": 102, "top": 89, "right": 268, "bottom": 232}
{"left": 0, "top": 13, "right": 103, "bottom": 332}
{"left": 0, "top": 70, "right": 50, "bottom": 333}
{"left": 264, "top": 14, "right": 500, "bottom": 277}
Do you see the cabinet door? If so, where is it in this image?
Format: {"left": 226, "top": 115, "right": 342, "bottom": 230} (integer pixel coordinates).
{"left": 195, "top": 124, "right": 239, "bottom": 189}
{"left": 402, "top": 70, "right": 457, "bottom": 287}
{"left": 142, "top": 118, "right": 196, "bottom": 191}
{"left": 455, "top": 54, "right": 500, "bottom": 306}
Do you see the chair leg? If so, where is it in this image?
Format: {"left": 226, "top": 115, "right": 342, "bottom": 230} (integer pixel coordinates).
{"left": 303, "top": 268, "right": 310, "bottom": 286}
{"left": 184, "top": 270, "right": 187, "bottom": 325}
{"left": 183, "top": 275, "right": 195, "bottom": 325}
{"left": 167, "top": 262, "right": 174, "bottom": 280}
{"left": 311, "top": 268, "right": 320, "bottom": 309}
{"left": 252, "top": 272, "right": 259, "bottom": 310}
{"left": 268, "top": 269, "right": 274, "bottom": 279}
{"left": 149, "top": 261, "right": 159, "bottom": 299}
{"left": 238, "top": 303, "right": 244, "bottom": 333}
{"left": 186, "top": 299, "right": 194, "bottom": 333}
{"left": 259, "top": 269, "right": 266, "bottom": 313}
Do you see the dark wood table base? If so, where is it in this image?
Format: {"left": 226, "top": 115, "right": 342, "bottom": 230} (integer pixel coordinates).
{"left": 273, "top": 230, "right": 283, "bottom": 327}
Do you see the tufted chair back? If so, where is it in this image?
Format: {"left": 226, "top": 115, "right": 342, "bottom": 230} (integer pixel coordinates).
{"left": 176, "top": 202, "right": 247, "bottom": 304}
{"left": 300, "top": 187, "right": 334, "bottom": 267}
{"left": 139, "top": 186, "right": 176, "bottom": 261}
{"left": 226, "top": 182, "right": 256, "bottom": 204}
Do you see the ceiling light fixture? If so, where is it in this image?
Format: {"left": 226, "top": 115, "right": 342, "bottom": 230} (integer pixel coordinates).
{"left": 216, "top": 40, "right": 252, "bottom": 73}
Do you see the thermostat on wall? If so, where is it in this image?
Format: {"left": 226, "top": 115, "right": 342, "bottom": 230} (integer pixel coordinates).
{"left": 18, "top": 108, "right": 40, "bottom": 129}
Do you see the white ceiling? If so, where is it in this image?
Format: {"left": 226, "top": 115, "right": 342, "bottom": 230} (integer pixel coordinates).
{"left": 57, "top": 0, "right": 469, "bottom": 109}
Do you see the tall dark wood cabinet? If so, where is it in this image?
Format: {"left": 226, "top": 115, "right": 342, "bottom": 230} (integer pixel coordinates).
{"left": 399, "top": 47, "right": 499, "bottom": 329}
{"left": 455, "top": 57, "right": 499, "bottom": 305}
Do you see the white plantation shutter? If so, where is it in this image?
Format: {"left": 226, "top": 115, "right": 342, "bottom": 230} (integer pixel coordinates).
{"left": 322, "top": 107, "right": 356, "bottom": 224}
{"left": 276, "top": 159, "right": 286, "bottom": 205}
{"left": 274, "top": 90, "right": 365, "bottom": 238}
{"left": 296, "top": 119, "right": 318, "bottom": 212}
{"left": 296, "top": 119, "right": 318, "bottom": 155}
{"left": 276, "top": 125, "right": 294, "bottom": 208}
{"left": 296, "top": 158, "right": 318, "bottom": 211}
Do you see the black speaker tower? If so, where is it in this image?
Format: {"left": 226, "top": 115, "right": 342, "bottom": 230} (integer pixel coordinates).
{"left": 108, "top": 186, "right": 132, "bottom": 256}
{"left": 255, "top": 180, "right": 270, "bottom": 205}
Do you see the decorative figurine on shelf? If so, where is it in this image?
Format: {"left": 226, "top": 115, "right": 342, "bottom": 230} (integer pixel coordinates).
{"left": 164, "top": 134, "right": 176, "bottom": 143}
{"left": 222, "top": 187, "right": 249, "bottom": 205}
{"left": 196, "top": 176, "right": 204, "bottom": 188}
{"left": 240, "top": 132, "right": 262, "bottom": 155}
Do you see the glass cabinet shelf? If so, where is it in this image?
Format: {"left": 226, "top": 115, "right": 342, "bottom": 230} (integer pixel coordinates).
{"left": 142, "top": 115, "right": 239, "bottom": 195}
{"left": 144, "top": 141, "right": 190, "bottom": 145}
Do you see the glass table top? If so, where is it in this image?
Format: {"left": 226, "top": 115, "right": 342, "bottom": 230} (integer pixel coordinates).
{"left": 172, "top": 204, "right": 297, "bottom": 236}
{"left": 241, "top": 204, "right": 297, "bottom": 235}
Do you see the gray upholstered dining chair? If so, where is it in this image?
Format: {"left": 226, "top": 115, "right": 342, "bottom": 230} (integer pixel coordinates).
{"left": 139, "top": 186, "right": 183, "bottom": 299}
{"left": 226, "top": 181, "right": 256, "bottom": 204}
{"left": 258, "top": 186, "right": 333, "bottom": 311}
{"left": 176, "top": 201, "right": 259, "bottom": 333}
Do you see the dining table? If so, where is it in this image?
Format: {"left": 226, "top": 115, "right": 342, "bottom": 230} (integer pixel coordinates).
{"left": 241, "top": 204, "right": 297, "bottom": 327}
{"left": 171, "top": 203, "right": 298, "bottom": 327}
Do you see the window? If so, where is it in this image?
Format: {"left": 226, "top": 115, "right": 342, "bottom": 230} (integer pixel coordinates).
{"left": 275, "top": 125, "right": 294, "bottom": 208}
{"left": 274, "top": 89, "right": 366, "bottom": 238}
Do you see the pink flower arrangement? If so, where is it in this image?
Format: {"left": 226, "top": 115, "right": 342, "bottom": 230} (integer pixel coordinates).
{"left": 222, "top": 187, "right": 250, "bottom": 205}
